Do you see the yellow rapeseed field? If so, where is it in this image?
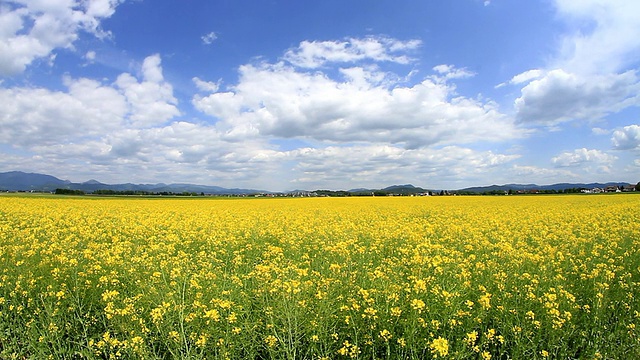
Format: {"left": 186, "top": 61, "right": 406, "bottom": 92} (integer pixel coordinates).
{"left": 0, "top": 194, "right": 639, "bottom": 359}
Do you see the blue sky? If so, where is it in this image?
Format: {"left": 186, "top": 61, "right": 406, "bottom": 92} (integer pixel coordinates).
{"left": 1, "top": 0, "right": 639, "bottom": 191}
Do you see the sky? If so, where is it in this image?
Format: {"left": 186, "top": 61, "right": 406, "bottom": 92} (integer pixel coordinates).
{"left": 1, "top": 0, "right": 639, "bottom": 191}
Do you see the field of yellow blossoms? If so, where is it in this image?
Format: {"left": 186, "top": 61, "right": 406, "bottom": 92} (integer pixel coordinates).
{"left": 0, "top": 194, "right": 639, "bottom": 359}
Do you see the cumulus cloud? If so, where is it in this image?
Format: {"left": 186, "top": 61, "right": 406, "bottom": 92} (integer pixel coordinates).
{"left": 514, "top": 69, "right": 640, "bottom": 124}
{"left": 506, "top": 2, "right": 640, "bottom": 129}
{"left": 0, "top": 54, "right": 179, "bottom": 148}
{"left": 0, "top": 0, "right": 124, "bottom": 75}
{"left": 194, "top": 49, "right": 522, "bottom": 148}
{"left": 115, "top": 54, "right": 180, "bottom": 127}
{"left": 612, "top": 124, "right": 640, "bottom": 150}
{"left": 551, "top": 148, "right": 617, "bottom": 168}
{"left": 0, "top": 79, "right": 126, "bottom": 146}
{"left": 283, "top": 36, "right": 421, "bottom": 68}
{"left": 140, "top": 54, "right": 164, "bottom": 83}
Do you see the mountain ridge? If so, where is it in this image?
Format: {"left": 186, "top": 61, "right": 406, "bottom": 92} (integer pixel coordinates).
{"left": 0, "top": 171, "right": 635, "bottom": 195}
{"left": 0, "top": 171, "right": 266, "bottom": 195}
{"left": 458, "top": 182, "right": 633, "bottom": 193}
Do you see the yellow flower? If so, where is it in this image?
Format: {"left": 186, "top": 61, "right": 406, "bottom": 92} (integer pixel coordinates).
{"left": 541, "top": 350, "right": 549, "bottom": 358}
{"left": 195, "top": 334, "right": 207, "bottom": 348}
{"left": 204, "top": 308, "right": 220, "bottom": 322}
{"left": 485, "top": 328, "right": 496, "bottom": 341}
{"left": 337, "top": 340, "right": 360, "bottom": 358}
{"left": 410, "top": 298, "right": 426, "bottom": 313}
{"left": 101, "top": 290, "right": 119, "bottom": 302}
{"left": 362, "top": 307, "right": 378, "bottom": 319}
{"left": 168, "top": 331, "right": 180, "bottom": 342}
{"left": 526, "top": 310, "right": 535, "bottom": 320}
{"left": 465, "top": 300, "right": 474, "bottom": 309}
{"left": 227, "top": 311, "right": 237, "bottom": 323}
{"left": 465, "top": 331, "right": 478, "bottom": 346}
{"left": 379, "top": 329, "right": 392, "bottom": 342}
{"left": 479, "top": 293, "right": 492, "bottom": 310}
{"left": 430, "top": 337, "right": 449, "bottom": 358}
{"left": 264, "top": 335, "right": 278, "bottom": 348}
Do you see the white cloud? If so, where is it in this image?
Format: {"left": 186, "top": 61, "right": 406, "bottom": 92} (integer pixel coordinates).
{"left": 0, "top": 54, "right": 179, "bottom": 149}
{"left": 115, "top": 54, "right": 180, "bottom": 127}
{"left": 84, "top": 50, "right": 96, "bottom": 62}
{"left": 553, "top": 0, "right": 640, "bottom": 75}
{"left": 507, "top": 2, "right": 640, "bottom": 129}
{"left": 0, "top": 78, "right": 127, "bottom": 146}
{"left": 514, "top": 69, "right": 640, "bottom": 124}
{"left": 497, "top": 69, "right": 544, "bottom": 88}
{"left": 432, "top": 64, "right": 475, "bottom": 81}
{"left": 193, "top": 77, "right": 220, "bottom": 92}
{"left": 85, "top": 0, "right": 122, "bottom": 18}
{"left": 201, "top": 31, "right": 218, "bottom": 45}
{"left": 612, "top": 124, "right": 640, "bottom": 150}
{"left": 551, "top": 148, "right": 617, "bottom": 168}
{"left": 194, "top": 59, "right": 522, "bottom": 148}
{"left": 0, "top": 0, "right": 124, "bottom": 75}
{"left": 140, "top": 54, "right": 164, "bottom": 83}
{"left": 283, "top": 36, "right": 421, "bottom": 68}
{"left": 339, "top": 65, "right": 393, "bottom": 88}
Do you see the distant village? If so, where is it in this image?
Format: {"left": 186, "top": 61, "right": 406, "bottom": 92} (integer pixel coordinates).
{"left": 580, "top": 185, "right": 637, "bottom": 194}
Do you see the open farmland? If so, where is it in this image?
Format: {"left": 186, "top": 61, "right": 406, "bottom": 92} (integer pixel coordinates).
{"left": 0, "top": 194, "right": 639, "bottom": 359}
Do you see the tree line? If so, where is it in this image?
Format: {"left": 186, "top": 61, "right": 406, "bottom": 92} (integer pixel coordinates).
{"left": 55, "top": 189, "right": 204, "bottom": 196}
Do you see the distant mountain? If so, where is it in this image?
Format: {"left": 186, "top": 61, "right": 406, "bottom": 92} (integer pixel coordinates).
{"left": 347, "top": 188, "right": 371, "bottom": 193}
{"left": 0, "top": 171, "right": 267, "bottom": 195}
{"left": 0, "top": 171, "right": 70, "bottom": 191}
{"left": 381, "top": 184, "right": 429, "bottom": 194}
{"left": 345, "top": 184, "right": 430, "bottom": 195}
{"left": 459, "top": 182, "right": 632, "bottom": 193}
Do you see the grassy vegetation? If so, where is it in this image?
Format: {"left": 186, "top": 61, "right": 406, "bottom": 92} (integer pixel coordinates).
{"left": 0, "top": 195, "right": 639, "bottom": 359}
